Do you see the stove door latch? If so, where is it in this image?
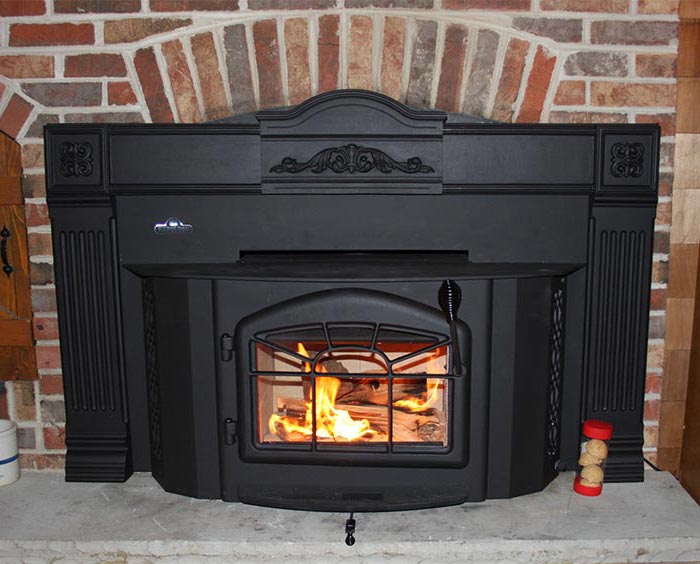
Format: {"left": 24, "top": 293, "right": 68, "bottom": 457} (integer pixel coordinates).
{"left": 223, "top": 418, "right": 237, "bottom": 446}
{"left": 220, "top": 333, "right": 234, "bottom": 362}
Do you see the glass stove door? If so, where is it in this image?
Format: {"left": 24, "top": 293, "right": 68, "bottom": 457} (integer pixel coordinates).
{"left": 252, "top": 324, "right": 451, "bottom": 450}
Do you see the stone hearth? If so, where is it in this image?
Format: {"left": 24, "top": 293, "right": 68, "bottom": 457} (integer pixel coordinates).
{"left": 0, "top": 471, "right": 699, "bottom": 564}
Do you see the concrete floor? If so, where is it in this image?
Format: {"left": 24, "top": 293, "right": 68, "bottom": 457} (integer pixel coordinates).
{"left": 0, "top": 471, "right": 699, "bottom": 563}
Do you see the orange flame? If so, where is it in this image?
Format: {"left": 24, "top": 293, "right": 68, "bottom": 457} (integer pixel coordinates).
{"left": 268, "top": 343, "right": 377, "bottom": 441}
{"left": 392, "top": 348, "right": 445, "bottom": 412}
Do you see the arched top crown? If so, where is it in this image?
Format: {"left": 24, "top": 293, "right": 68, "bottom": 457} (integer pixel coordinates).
{"left": 257, "top": 89, "right": 446, "bottom": 137}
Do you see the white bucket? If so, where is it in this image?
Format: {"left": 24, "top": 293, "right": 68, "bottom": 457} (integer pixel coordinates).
{"left": 0, "top": 419, "right": 20, "bottom": 486}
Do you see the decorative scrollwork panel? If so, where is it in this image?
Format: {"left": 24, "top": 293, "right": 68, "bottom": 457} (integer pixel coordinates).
{"left": 270, "top": 144, "right": 435, "bottom": 175}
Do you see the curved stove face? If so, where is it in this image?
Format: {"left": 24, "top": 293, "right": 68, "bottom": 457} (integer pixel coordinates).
{"left": 143, "top": 276, "right": 560, "bottom": 510}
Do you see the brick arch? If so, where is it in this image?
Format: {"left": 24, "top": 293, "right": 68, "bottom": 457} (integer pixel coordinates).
{"left": 130, "top": 15, "right": 561, "bottom": 126}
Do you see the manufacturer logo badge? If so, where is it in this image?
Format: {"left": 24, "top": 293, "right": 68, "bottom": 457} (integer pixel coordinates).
{"left": 154, "top": 217, "right": 193, "bottom": 234}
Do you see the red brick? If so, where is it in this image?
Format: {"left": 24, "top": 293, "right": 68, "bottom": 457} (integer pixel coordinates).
{"left": 406, "top": 19, "right": 438, "bottom": 108}
{"left": 517, "top": 45, "right": 557, "bottom": 123}
{"left": 41, "top": 399, "right": 65, "bottom": 424}
{"left": 105, "top": 18, "right": 191, "bottom": 44}
{"left": 21, "top": 144, "right": 44, "bottom": 170}
{"left": 654, "top": 230, "right": 670, "bottom": 254}
{"left": 191, "top": 32, "right": 229, "bottom": 120}
{"left": 637, "top": 113, "right": 675, "bottom": 137}
{"left": 436, "top": 24, "right": 468, "bottom": 112}
{"left": 638, "top": 0, "right": 678, "bottom": 13}
{"left": 10, "top": 23, "right": 94, "bottom": 47}
{"left": 591, "top": 21, "right": 677, "bottom": 46}
{"left": 0, "top": 387, "right": 8, "bottom": 420}
{"left": 65, "top": 54, "right": 127, "bottom": 78}
{"left": 33, "top": 316, "right": 59, "bottom": 341}
{"left": 151, "top": 0, "right": 238, "bottom": 9}
{"left": 554, "top": 81, "right": 585, "bottom": 105}
{"left": 249, "top": 0, "right": 334, "bottom": 7}
{"left": 0, "top": 56, "right": 54, "bottom": 79}
{"left": 134, "top": 47, "right": 174, "bottom": 123}
{"left": 20, "top": 454, "right": 65, "bottom": 470}
{"left": 40, "top": 374, "right": 64, "bottom": 396}
{"left": 660, "top": 141, "right": 674, "bottom": 169}
{"left": 22, "top": 174, "right": 46, "bottom": 199}
{"left": 13, "top": 382, "right": 36, "bottom": 421}
{"left": 284, "top": 19, "right": 312, "bottom": 106}
{"left": 36, "top": 346, "right": 61, "bottom": 371}
{"left": 65, "top": 112, "right": 143, "bottom": 124}
{"left": 541, "top": 0, "right": 628, "bottom": 10}
{"left": 549, "top": 111, "right": 627, "bottom": 124}
{"left": 649, "top": 310, "right": 668, "bottom": 339}
{"left": 26, "top": 115, "right": 58, "bottom": 139}
{"left": 108, "top": 81, "right": 138, "bottom": 106}
{"left": 55, "top": 0, "right": 140, "bottom": 12}
{"left": 380, "top": 17, "right": 407, "bottom": 101}
{"left": 462, "top": 29, "right": 499, "bottom": 117}
{"left": 636, "top": 54, "right": 677, "bottom": 78}
{"left": 346, "top": 0, "right": 432, "bottom": 5}
{"left": 591, "top": 82, "right": 676, "bottom": 107}
{"left": 644, "top": 398, "right": 661, "bottom": 420}
{"left": 650, "top": 288, "right": 667, "bottom": 310}
{"left": 652, "top": 260, "right": 669, "bottom": 286}
{"left": 564, "top": 51, "right": 629, "bottom": 77}
{"left": 31, "top": 262, "right": 54, "bottom": 285}
{"left": 318, "top": 15, "right": 340, "bottom": 94}
{"left": 25, "top": 203, "right": 48, "bottom": 227}
{"left": 443, "top": 0, "right": 529, "bottom": 8}
{"left": 492, "top": 37, "right": 529, "bottom": 122}
{"left": 644, "top": 424, "right": 659, "bottom": 448}
{"left": 43, "top": 427, "right": 66, "bottom": 450}
{"left": 348, "top": 16, "right": 373, "bottom": 90}
{"left": 0, "top": 94, "right": 34, "bottom": 139}
{"left": 655, "top": 200, "right": 672, "bottom": 226}
{"left": 162, "top": 40, "right": 202, "bottom": 124}
{"left": 253, "top": 20, "right": 284, "bottom": 109}
{"left": 223, "top": 24, "right": 256, "bottom": 114}
{"left": 32, "top": 287, "right": 56, "bottom": 314}
{"left": 658, "top": 172, "right": 672, "bottom": 197}
{"left": 0, "top": 0, "right": 45, "bottom": 16}
{"left": 646, "top": 374, "right": 662, "bottom": 394}
{"left": 513, "top": 17, "right": 583, "bottom": 43}
{"left": 22, "top": 83, "right": 102, "bottom": 107}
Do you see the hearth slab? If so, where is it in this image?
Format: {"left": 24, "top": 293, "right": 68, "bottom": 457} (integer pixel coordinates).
{"left": 0, "top": 471, "right": 698, "bottom": 564}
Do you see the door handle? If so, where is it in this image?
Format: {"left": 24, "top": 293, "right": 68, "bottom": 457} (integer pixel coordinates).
{"left": 1, "top": 225, "right": 13, "bottom": 278}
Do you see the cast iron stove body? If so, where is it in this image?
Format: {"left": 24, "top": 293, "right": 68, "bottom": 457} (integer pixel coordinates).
{"left": 45, "top": 90, "right": 659, "bottom": 511}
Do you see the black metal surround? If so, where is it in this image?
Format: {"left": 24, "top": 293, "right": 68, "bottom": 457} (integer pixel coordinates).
{"left": 45, "top": 90, "right": 658, "bottom": 509}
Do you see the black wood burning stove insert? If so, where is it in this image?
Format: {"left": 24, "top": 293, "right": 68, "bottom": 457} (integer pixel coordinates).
{"left": 45, "top": 90, "right": 659, "bottom": 511}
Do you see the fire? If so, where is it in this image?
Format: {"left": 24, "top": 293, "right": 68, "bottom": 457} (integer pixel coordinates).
{"left": 267, "top": 343, "right": 447, "bottom": 443}
{"left": 392, "top": 348, "right": 445, "bottom": 412}
{"left": 268, "top": 343, "right": 377, "bottom": 441}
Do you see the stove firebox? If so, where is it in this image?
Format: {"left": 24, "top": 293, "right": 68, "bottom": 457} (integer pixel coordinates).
{"left": 45, "top": 90, "right": 659, "bottom": 511}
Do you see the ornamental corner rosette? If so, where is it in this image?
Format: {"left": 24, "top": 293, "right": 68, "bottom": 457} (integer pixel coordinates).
{"left": 59, "top": 141, "right": 94, "bottom": 178}
{"left": 610, "top": 142, "right": 644, "bottom": 178}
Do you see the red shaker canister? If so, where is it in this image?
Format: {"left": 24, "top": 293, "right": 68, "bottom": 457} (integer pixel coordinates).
{"left": 573, "top": 419, "right": 613, "bottom": 497}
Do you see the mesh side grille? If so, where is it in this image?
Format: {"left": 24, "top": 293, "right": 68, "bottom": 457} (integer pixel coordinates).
{"left": 142, "top": 279, "right": 162, "bottom": 461}
{"left": 547, "top": 281, "right": 566, "bottom": 459}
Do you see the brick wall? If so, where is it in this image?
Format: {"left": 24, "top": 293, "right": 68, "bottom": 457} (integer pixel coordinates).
{"left": 0, "top": 0, "right": 678, "bottom": 471}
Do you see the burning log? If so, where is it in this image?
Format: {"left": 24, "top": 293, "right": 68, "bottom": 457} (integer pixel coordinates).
{"left": 274, "top": 397, "right": 444, "bottom": 444}
{"left": 335, "top": 379, "right": 428, "bottom": 406}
